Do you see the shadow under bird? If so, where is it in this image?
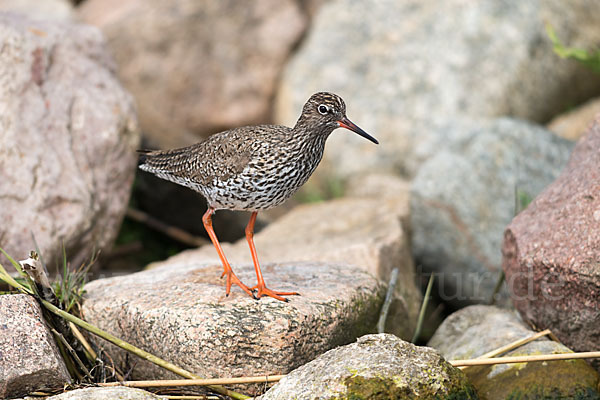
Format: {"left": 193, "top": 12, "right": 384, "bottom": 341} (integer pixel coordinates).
{"left": 138, "top": 92, "right": 378, "bottom": 301}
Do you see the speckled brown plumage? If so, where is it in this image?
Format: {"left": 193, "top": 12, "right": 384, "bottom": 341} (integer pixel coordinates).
{"left": 138, "top": 92, "right": 378, "bottom": 301}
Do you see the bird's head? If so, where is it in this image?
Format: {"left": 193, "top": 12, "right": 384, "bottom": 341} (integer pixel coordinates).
{"left": 296, "top": 92, "right": 378, "bottom": 144}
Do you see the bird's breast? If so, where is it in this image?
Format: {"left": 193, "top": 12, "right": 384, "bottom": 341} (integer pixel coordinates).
{"left": 204, "top": 147, "right": 324, "bottom": 211}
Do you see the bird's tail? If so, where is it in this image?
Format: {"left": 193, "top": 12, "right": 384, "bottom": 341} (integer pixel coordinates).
{"left": 136, "top": 147, "right": 192, "bottom": 175}
{"left": 136, "top": 149, "right": 152, "bottom": 165}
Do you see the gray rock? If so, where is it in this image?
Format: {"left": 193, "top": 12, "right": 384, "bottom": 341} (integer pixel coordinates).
{"left": 0, "top": 294, "right": 70, "bottom": 398}
{"left": 411, "top": 118, "right": 573, "bottom": 304}
{"left": 159, "top": 197, "right": 421, "bottom": 339}
{"left": 0, "top": 14, "right": 139, "bottom": 269}
{"left": 0, "top": 0, "right": 73, "bottom": 20}
{"left": 345, "top": 172, "right": 411, "bottom": 200}
{"left": 44, "top": 387, "right": 163, "bottom": 399}
{"left": 260, "top": 333, "right": 478, "bottom": 400}
{"left": 275, "top": 0, "right": 600, "bottom": 178}
{"left": 83, "top": 261, "right": 385, "bottom": 396}
{"left": 429, "top": 305, "right": 600, "bottom": 399}
{"left": 78, "top": 0, "right": 309, "bottom": 149}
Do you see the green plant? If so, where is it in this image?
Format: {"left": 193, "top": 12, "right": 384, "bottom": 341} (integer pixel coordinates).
{"left": 546, "top": 23, "right": 600, "bottom": 74}
{"left": 515, "top": 188, "right": 533, "bottom": 215}
{"left": 53, "top": 246, "right": 95, "bottom": 314}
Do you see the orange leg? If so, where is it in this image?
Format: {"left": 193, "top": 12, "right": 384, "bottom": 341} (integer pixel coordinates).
{"left": 202, "top": 208, "right": 255, "bottom": 299}
{"left": 246, "top": 211, "right": 299, "bottom": 302}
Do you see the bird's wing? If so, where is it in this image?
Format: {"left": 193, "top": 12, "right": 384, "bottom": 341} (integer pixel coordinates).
{"left": 190, "top": 130, "right": 254, "bottom": 184}
{"left": 138, "top": 126, "right": 286, "bottom": 186}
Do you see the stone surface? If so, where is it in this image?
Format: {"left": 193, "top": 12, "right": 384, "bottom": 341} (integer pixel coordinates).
{"left": 345, "top": 172, "right": 411, "bottom": 200}
{"left": 275, "top": 0, "right": 600, "bottom": 179}
{"left": 0, "top": 0, "right": 73, "bottom": 20}
{"left": 44, "top": 387, "right": 162, "bottom": 399}
{"left": 260, "top": 333, "right": 478, "bottom": 400}
{"left": 159, "top": 197, "right": 421, "bottom": 338}
{"left": 548, "top": 97, "right": 600, "bottom": 141}
{"left": 0, "top": 14, "right": 139, "bottom": 269}
{"left": 0, "top": 294, "right": 70, "bottom": 398}
{"left": 411, "top": 118, "right": 573, "bottom": 305}
{"left": 78, "top": 0, "right": 308, "bottom": 149}
{"left": 83, "top": 261, "right": 386, "bottom": 392}
{"left": 429, "top": 305, "right": 600, "bottom": 399}
{"left": 503, "top": 115, "right": 600, "bottom": 370}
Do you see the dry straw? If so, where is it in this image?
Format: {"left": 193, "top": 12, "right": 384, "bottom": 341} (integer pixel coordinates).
{"left": 98, "top": 328, "right": 600, "bottom": 389}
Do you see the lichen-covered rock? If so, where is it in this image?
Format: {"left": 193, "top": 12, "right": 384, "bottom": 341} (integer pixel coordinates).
{"left": 0, "top": 294, "right": 70, "bottom": 399}
{"left": 411, "top": 118, "right": 573, "bottom": 305}
{"left": 83, "top": 261, "right": 385, "bottom": 395}
{"left": 42, "top": 387, "right": 162, "bottom": 399}
{"left": 0, "top": 13, "right": 139, "bottom": 269}
{"left": 158, "top": 197, "right": 421, "bottom": 339}
{"left": 429, "top": 305, "right": 600, "bottom": 399}
{"left": 503, "top": 115, "right": 600, "bottom": 370}
{"left": 260, "top": 333, "right": 478, "bottom": 400}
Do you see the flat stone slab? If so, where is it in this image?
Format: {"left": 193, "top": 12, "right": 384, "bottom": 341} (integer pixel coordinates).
{"left": 0, "top": 294, "right": 70, "bottom": 398}
{"left": 260, "top": 333, "right": 478, "bottom": 400}
{"left": 160, "top": 197, "right": 421, "bottom": 338}
{"left": 83, "top": 261, "right": 385, "bottom": 388}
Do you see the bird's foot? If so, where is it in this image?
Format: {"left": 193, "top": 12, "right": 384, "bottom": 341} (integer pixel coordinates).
{"left": 221, "top": 269, "right": 256, "bottom": 299}
{"left": 251, "top": 284, "right": 299, "bottom": 302}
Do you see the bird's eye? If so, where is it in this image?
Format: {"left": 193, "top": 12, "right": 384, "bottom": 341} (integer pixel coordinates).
{"left": 318, "top": 104, "right": 329, "bottom": 115}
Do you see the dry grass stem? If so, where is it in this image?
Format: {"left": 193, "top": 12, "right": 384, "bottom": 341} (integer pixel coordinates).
{"left": 458, "top": 328, "right": 551, "bottom": 370}
{"left": 99, "top": 350, "right": 600, "bottom": 391}
{"left": 69, "top": 321, "right": 97, "bottom": 360}
{"left": 100, "top": 374, "right": 286, "bottom": 388}
{"left": 451, "top": 351, "right": 600, "bottom": 366}
{"left": 51, "top": 328, "right": 92, "bottom": 380}
{"left": 411, "top": 272, "right": 434, "bottom": 343}
{"left": 40, "top": 300, "right": 250, "bottom": 399}
{"left": 126, "top": 208, "right": 209, "bottom": 247}
{"left": 377, "top": 268, "right": 398, "bottom": 333}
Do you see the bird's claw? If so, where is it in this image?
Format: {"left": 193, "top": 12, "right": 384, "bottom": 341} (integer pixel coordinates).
{"left": 221, "top": 269, "right": 254, "bottom": 299}
{"left": 250, "top": 284, "right": 299, "bottom": 302}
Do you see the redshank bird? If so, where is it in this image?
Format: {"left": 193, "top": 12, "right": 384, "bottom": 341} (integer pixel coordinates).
{"left": 138, "top": 92, "right": 378, "bottom": 301}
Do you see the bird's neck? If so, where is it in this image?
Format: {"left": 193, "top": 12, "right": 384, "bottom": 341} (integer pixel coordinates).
{"left": 288, "top": 120, "right": 332, "bottom": 169}
{"left": 293, "top": 116, "right": 335, "bottom": 141}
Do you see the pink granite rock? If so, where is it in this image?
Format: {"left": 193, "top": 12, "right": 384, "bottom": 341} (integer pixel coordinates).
{"left": 0, "top": 14, "right": 139, "bottom": 268}
{"left": 502, "top": 115, "right": 600, "bottom": 368}
{"left": 0, "top": 294, "right": 70, "bottom": 398}
{"left": 82, "top": 261, "right": 385, "bottom": 395}
{"left": 153, "top": 197, "right": 422, "bottom": 338}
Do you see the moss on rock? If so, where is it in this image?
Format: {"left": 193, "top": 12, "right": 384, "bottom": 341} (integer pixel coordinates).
{"left": 261, "top": 334, "right": 479, "bottom": 400}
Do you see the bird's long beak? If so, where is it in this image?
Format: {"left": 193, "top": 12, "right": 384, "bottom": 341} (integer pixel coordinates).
{"left": 337, "top": 117, "right": 378, "bottom": 144}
